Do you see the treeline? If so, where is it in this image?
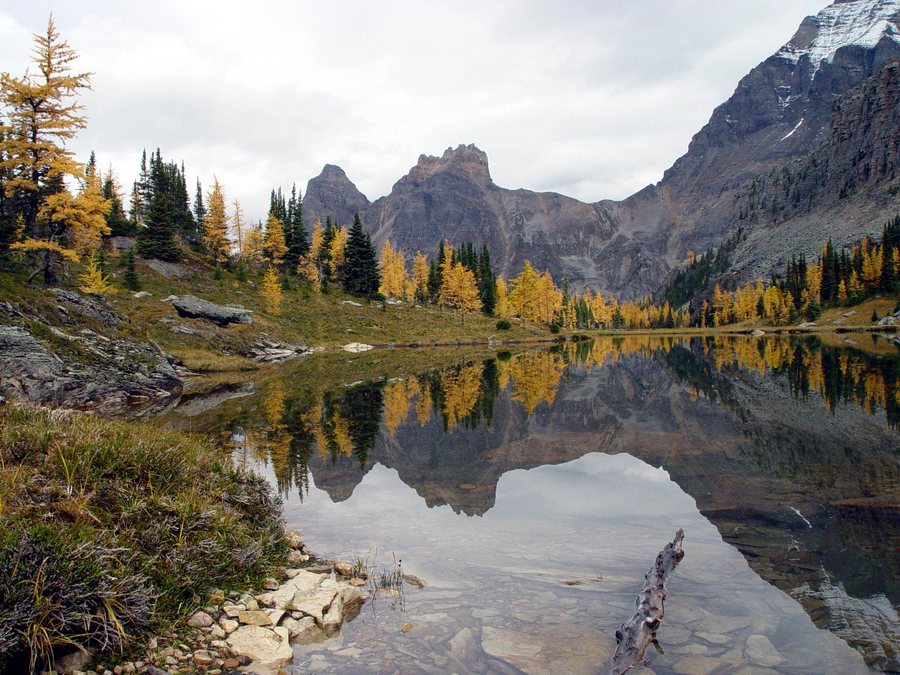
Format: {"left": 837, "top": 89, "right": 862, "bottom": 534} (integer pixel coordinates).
{"left": 661, "top": 228, "right": 745, "bottom": 309}
{"left": 697, "top": 217, "right": 899, "bottom": 327}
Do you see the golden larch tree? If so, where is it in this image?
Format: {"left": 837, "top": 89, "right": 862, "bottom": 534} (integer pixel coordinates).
{"left": 263, "top": 213, "right": 287, "bottom": 266}
{"left": 243, "top": 223, "right": 265, "bottom": 267}
{"left": 231, "top": 198, "right": 245, "bottom": 257}
{"left": 495, "top": 277, "right": 510, "bottom": 317}
{"left": 439, "top": 261, "right": 482, "bottom": 321}
{"left": 78, "top": 255, "right": 114, "bottom": 295}
{"left": 1, "top": 17, "right": 108, "bottom": 283}
{"left": 203, "top": 178, "right": 230, "bottom": 266}
{"left": 261, "top": 266, "right": 283, "bottom": 315}
{"left": 379, "top": 239, "right": 407, "bottom": 298}
{"left": 328, "top": 225, "right": 349, "bottom": 280}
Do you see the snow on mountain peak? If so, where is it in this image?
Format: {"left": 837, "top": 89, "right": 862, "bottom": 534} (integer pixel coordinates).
{"left": 777, "top": 0, "right": 900, "bottom": 73}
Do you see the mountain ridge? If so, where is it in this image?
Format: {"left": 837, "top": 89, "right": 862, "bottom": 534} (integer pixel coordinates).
{"left": 303, "top": 0, "right": 900, "bottom": 299}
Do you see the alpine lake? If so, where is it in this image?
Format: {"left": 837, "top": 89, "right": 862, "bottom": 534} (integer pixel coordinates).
{"left": 163, "top": 333, "right": 900, "bottom": 674}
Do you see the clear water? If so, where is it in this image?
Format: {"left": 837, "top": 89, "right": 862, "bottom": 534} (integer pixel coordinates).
{"left": 169, "top": 335, "right": 900, "bottom": 673}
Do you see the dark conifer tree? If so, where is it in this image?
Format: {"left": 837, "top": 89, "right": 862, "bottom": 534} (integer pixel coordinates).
{"left": 477, "top": 245, "right": 496, "bottom": 315}
{"left": 122, "top": 247, "right": 140, "bottom": 290}
{"left": 192, "top": 178, "right": 206, "bottom": 232}
{"left": 881, "top": 218, "right": 898, "bottom": 291}
{"left": 820, "top": 239, "right": 837, "bottom": 302}
{"left": 342, "top": 213, "right": 379, "bottom": 297}
{"left": 283, "top": 183, "right": 308, "bottom": 269}
{"left": 102, "top": 171, "right": 133, "bottom": 236}
{"left": 427, "top": 241, "right": 446, "bottom": 301}
{"left": 137, "top": 151, "right": 181, "bottom": 261}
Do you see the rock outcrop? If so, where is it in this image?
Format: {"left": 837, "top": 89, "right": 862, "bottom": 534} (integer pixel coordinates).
{"left": 0, "top": 324, "right": 182, "bottom": 415}
{"left": 172, "top": 295, "right": 253, "bottom": 326}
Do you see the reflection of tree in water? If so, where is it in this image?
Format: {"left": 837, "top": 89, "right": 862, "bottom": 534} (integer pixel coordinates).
{"left": 651, "top": 335, "right": 899, "bottom": 430}
{"left": 507, "top": 350, "right": 564, "bottom": 414}
{"left": 248, "top": 335, "right": 897, "bottom": 500}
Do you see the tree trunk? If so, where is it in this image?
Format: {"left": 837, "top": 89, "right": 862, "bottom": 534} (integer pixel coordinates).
{"left": 605, "top": 529, "right": 685, "bottom": 675}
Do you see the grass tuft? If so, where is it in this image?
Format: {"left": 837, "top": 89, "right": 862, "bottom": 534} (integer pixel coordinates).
{"left": 0, "top": 405, "right": 287, "bottom": 671}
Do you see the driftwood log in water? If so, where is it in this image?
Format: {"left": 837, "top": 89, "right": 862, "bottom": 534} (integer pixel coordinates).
{"left": 606, "top": 528, "right": 685, "bottom": 675}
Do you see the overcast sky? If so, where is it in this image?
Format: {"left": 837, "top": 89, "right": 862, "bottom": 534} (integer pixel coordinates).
{"left": 0, "top": 1, "right": 826, "bottom": 222}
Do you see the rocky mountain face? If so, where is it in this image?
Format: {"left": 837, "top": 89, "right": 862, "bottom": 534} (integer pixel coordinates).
{"left": 303, "top": 0, "right": 900, "bottom": 299}
{"left": 302, "top": 164, "right": 370, "bottom": 229}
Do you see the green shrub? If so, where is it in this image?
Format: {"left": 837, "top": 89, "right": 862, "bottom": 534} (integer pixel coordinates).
{"left": 805, "top": 299, "right": 821, "bottom": 321}
{"left": 496, "top": 319, "right": 511, "bottom": 330}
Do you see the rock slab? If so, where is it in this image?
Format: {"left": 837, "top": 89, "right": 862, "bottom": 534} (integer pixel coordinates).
{"left": 172, "top": 294, "right": 253, "bottom": 325}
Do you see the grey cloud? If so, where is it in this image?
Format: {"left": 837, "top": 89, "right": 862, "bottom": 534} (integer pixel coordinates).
{"left": 1, "top": 0, "right": 825, "bottom": 220}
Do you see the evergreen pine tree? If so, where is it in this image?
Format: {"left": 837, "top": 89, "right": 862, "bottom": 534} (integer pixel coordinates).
{"left": 123, "top": 246, "right": 140, "bottom": 290}
{"left": 137, "top": 151, "right": 181, "bottom": 261}
{"left": 193, "top": 178, "right": 206, "bottom": 233}
{"left": 881, "top": 220, "right": 897, "bottom": 291}
{"left": 101, "top": 167, "right": 133, "bottom": 236}
{"left": 342, "top": 213, "right": 379, "bottom": 297}
{"left": 478, "top": 245, "right": 496, "bottom": 315}
{"left": 284, "top": 183, "right": 308, "bottom": 268}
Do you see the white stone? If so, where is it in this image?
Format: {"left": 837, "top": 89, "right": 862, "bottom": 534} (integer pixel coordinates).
{"left": 342, "top": 342, "right": 374, "bottom": 353}
{"left": 226, "top": 625, "right": 293, "bottom": 674}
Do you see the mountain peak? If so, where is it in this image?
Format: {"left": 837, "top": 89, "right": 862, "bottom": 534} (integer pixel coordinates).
{"left": 319, "top": 163, "right": 348, "bottom": 178}
{"left": 303, "top": 163, "right": 370, "bottom": 227}
{"left": 777, "top": 0, "right": 900, "bottom": 74}
{"left": 412, "top": 143, "right": 492, "bottom": 185}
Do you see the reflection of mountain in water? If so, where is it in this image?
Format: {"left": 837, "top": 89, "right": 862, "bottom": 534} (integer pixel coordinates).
{"left": 176, "top": 337, "right": 898, "bottom": 670}
{"left": 302, "top": 340, "right": 899, "bottom": 670}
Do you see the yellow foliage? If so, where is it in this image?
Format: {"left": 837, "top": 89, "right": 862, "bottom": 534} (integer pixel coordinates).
{"left": 231, "top": 199, "right": 246, "bottom": 256}
{"left": 329, "top": 226, "right": 349, "bottom": 274}
{"left": 379, "top": 239, "right": 408, "bottom": 299}
{"left": 203, "top": 178, "right": 231, "bottom": 265}
{"left": 495, "top": 277, "right": 510, "bottom": 318}
{"left": 10, "top": 238, "right": 79, "bottom": 262}
{"left": 263, "top": 213, "right": 287, "bottom": 266}
{"left": 261, "top": 267, "right": 283, "bottom": 315}
{"left": 440, "top": 262, "right": 482, "bottom": 315}
{"left": 78, "top": 256, "right": 114, "bottom": 295}
{"left": 509, "top": 351, "right": 564, "bottom": 414}
{"left": 243, "top": 225, "right": 265, "bottom": 266}
{"left": 440, "top": 362, "right": 483, "bottom": 431}
{"left": 508, "top": 262, "right": 563, "bottom": 325}
{"left": 296, "top": 253, "right": 319, "bottom": 285}
{"left": 309, "top": 219, "right": 324, "bottom": 260}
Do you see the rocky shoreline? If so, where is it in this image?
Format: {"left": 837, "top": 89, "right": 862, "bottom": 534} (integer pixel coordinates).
{"left": 63, "top": 532, "right": 368, "bottom": 675}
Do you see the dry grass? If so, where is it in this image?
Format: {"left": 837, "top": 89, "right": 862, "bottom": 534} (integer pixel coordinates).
{"left": 0, "top": 405, "right": 287, "bottom": 672}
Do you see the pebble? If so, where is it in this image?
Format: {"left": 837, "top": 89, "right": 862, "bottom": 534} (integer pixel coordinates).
{"left": 187, "top": 610, "right": 214, "bottom": 628}
{"left": 192, "top": 650, "right": 214, "bottom": 666}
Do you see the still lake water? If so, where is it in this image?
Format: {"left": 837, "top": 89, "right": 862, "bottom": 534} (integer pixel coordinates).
{"left": 169, "top": 335, "right": 900, "bottom": 673}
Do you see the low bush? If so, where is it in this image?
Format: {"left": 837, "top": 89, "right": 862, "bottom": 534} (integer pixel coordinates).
{"left": 496, "top": 319, "right": 511, "bottom": 330}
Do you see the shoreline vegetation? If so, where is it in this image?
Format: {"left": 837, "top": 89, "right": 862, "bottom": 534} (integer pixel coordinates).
{"left": 0, "top": 406, "right": 288, "bottom": 674}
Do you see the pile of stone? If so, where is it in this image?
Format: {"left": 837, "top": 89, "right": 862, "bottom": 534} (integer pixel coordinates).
{"left": 70, "top": 531, "right": 368, "bottom": 675}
